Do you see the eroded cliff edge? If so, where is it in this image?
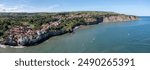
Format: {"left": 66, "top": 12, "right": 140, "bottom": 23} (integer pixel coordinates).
{"left": 102, "top": 15, "right": 137, "bottom": 22}
{"left": 0, "top": 12, "right": 138, "bottom": 47}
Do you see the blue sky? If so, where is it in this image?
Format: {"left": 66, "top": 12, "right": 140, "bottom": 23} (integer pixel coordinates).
{"left": 0, "top": 0, "right": 149, "bottom": 16}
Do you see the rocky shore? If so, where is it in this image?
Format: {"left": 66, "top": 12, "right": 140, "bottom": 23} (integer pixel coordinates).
{"left": 0, "top": 12, "right": 138, "bottom": 48}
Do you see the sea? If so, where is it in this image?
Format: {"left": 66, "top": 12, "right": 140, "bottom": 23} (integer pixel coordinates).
{"left": 1, "top": 16, "right": 150, "bottom": 53}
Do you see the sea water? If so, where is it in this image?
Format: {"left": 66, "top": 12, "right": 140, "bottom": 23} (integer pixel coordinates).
{"left": 1, "top": 17, "right": 150, "bottom": 53}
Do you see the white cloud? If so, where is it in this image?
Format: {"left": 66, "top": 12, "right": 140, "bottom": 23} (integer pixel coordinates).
{"left": 28, "top": 4, "right": 60, "bottom": 12}
{"left": 48, "top": 4, "right": 60, "bottom": 10}
{"left": 0, "top": 4, "right": 25, "bottom": 12}
{"left": 0, "top": 4, "right": 60, "bottom": 12}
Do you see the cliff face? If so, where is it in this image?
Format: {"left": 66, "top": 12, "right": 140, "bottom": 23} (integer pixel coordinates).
{"left": 102, "top": 15, "right": 137, "bottom": 23}
{"left": 4, "top": 29, "right": 66, "bottom": 46}
{"left": 0, "top": 13, "right": 138, "bottom": 47}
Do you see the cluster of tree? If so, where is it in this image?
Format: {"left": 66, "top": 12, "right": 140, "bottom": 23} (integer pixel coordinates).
{"left": 0, "top": 11, "right": 121, "bottom": 37}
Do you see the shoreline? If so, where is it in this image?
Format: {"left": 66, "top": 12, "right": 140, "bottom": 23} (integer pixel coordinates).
{"left": 0, "top": 20, "right": 138, "bottom": 48}
{"left": 0, "top": 12, "right": 138, "bottom": 48}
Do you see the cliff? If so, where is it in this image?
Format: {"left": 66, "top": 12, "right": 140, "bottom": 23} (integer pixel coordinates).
{"left": 102, "top": 15, "right": 137, "bottom": 23}
{"left": 0, "top": 11, "right": 138, "bottom": 47}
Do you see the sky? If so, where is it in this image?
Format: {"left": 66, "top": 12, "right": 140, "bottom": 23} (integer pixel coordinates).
{"left": 0, "top": 0, "right": 149, "bottom": 16}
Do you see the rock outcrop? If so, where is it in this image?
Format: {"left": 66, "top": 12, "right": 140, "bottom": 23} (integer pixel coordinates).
{"left": 102, "top": 15, "right": 137, "bottom": 23}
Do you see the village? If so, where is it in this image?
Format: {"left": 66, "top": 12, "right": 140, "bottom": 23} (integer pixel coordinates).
{"left": 3, "top": 21, "right": 61, "bottom": 46}
{"left": 0, "top": 12, "right": 137, "bottom": 47}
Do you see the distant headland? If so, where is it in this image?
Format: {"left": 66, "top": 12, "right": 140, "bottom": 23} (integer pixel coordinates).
{"left": 0, "top": 11, "right": 138, "bottom": 48}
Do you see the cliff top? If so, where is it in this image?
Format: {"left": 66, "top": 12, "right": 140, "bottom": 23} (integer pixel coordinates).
{"left": 0, "top": 11, "right": 138, "bottom": 46}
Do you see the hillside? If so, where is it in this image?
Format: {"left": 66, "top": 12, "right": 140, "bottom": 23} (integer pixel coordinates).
{"left": 0, "top": 11, "right": 138, "bottom": 47}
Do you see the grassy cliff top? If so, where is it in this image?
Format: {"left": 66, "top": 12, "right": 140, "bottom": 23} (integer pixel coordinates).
{"left": 0, "top": 11, "right": 136, "bottom": 38}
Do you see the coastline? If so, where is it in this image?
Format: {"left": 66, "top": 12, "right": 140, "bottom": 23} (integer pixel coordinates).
{"left": 0, "top": 12, "right": 138, "bottom": 48}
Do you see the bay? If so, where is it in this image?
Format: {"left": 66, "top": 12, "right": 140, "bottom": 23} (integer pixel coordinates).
{"left": 1, "top": 16, "right": 150, "bottom": 53}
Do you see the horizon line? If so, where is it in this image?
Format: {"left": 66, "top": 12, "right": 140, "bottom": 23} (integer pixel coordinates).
{"left": 0, "top": 11, "right": 149, "bottom": 16}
